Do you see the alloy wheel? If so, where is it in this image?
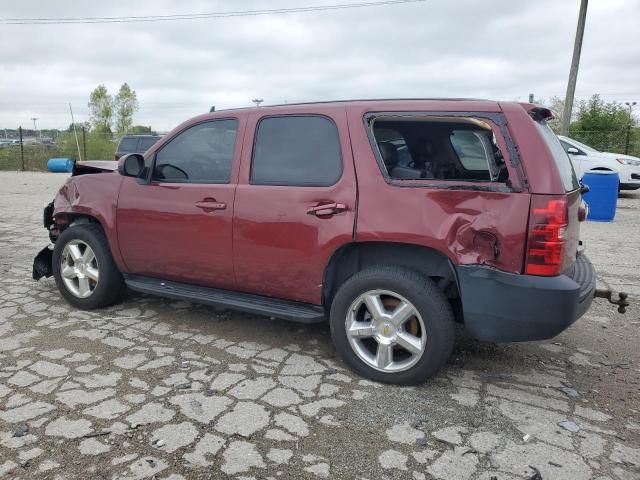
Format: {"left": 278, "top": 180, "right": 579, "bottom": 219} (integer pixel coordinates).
{"left": 60, "top": 239, "right": 99, "bottom": 298}
{"left": 345, "top": 289, "right": 426, "bottom": 373}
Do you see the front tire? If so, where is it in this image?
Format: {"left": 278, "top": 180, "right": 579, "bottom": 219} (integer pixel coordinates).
{"left": 329, "top": 266, "right": 455, "bottom": 385}
{"left": 52, "top": 224, "right": 124, "bottom": 309}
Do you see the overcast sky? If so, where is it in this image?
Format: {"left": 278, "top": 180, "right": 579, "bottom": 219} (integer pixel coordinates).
{"left": 1, "top": 0, "right": 639, "bottom": 131}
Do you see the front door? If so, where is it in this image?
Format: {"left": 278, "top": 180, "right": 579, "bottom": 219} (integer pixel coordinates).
{"left": 117, "top": 117, "right": 244, "bottom": 289}
{"left": 233, "top": 109, "right": 357, "bottom": 305}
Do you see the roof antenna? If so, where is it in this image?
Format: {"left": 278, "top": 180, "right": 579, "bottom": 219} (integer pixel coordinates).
{"left": 209, "top": 105, "right": 215, "bottom": 112}
{"left": 69, "top": 103, "right": 82, "bottom": 162}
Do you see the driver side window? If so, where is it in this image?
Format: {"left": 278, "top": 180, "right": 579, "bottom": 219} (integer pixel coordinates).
{"left": 153, "top": 119, "right": 238, "bottom": 183}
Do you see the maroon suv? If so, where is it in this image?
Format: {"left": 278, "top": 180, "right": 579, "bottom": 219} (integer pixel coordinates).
{"left": 34, "top": 99, "right": 618, "bottom": 384}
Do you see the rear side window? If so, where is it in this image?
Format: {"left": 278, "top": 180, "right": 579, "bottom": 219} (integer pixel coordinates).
{"left": 138, "top": 137, "right": 159, "bottom": 152}
{"left": 251, "top": 115, "right": 342, "bottom": 186}
{"left": 371, "top": 117, "right": 508, "bottom": 183}
{"left": 534, "top": 121, "right": 579, "bottom": 191}
{"left": 118, "top": 137, "right": 138, "bottom": 153}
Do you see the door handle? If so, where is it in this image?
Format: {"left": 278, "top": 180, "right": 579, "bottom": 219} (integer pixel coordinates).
{"left": 195, "top": 199, "right": 226, "bottom": 212}
{"left": 306, "top": 202, "right": 347, "bottom": 217}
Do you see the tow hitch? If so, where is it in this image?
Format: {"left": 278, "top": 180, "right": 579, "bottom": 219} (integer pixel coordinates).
{"left": 594, "top": 288, "right": 629, "bottom": 313}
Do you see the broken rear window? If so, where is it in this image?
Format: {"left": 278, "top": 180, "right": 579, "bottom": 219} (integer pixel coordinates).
{"left": 370, "top": 116, "right": 508, "bottom": 183}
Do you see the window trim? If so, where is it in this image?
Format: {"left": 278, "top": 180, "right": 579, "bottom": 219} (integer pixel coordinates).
{"left": 249, "top": 114, "right": 344, "bottom": 187}
{"left": 150, "top": 118, "right": 240, "bottom": 185}
{"left": 364, "top": 111, "right": 523, "bottom": 193}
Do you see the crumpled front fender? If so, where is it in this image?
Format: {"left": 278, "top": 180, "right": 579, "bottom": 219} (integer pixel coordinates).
{"left": 50, "top": 173, "right": 127, "bottom": 272}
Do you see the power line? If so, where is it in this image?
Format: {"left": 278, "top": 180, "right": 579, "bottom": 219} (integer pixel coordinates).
{"left": 0, "top": 0, "right": 425, "bottom": 25}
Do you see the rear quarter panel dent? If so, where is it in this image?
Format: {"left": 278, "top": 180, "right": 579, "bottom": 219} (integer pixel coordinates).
{"left": 355, "top": 190, "right": 530, "bottom": 273}
{"left": 348, "top": 105, "right": 531, "bottom": 274}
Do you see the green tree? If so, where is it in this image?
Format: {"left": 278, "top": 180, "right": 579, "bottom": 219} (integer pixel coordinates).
{"left": 130, "top": 125, "right": 153, "bottom": 134}
{"left": 114, "top": 83, "right": 139, "bottom": 137}
{"left": 88, "top": 85, "right": 113, "bottom": 134}
{"left": 571, "top": 94, "right": 635, "bottom": 132}
{"left": 569, "top": 95, "right": 637, "bottom": 153}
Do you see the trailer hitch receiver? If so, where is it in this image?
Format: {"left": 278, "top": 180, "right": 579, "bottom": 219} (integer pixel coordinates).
{"left": 594, "top": 288, "right": 629, "bottom": 314}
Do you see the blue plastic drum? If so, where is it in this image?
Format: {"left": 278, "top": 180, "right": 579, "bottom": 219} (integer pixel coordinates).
{"left": 582, "top": 171, "right": 619, "bottom": 222}
{"left": 47, "top": 158, "right": 74, "bottom": 173}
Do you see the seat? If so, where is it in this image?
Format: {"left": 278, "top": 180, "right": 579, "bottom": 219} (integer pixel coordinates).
{"left": 378, "top": 142, "right": 423, "bottom": 180}
{"left": 378, "top": 142, "right": 399, "bottom": 170}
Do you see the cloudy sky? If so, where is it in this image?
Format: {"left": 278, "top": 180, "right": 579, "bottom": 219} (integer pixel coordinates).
{"left": 1, "top": 0, "right": 639, "bottom": 131}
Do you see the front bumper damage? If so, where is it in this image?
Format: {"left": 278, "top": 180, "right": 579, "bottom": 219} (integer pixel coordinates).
{"left": 33, "top": 246, "right": 53, "bottom": 280}
{"left": 33, "top": 201, "right": 55, "bottom": 281}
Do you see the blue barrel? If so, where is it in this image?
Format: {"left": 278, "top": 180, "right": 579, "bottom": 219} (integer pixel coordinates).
{"left": 47, "top": 158, "right": 74, "bottom": 173}
{"left": 582, "top": 171, "right": 619, "bottom": 222}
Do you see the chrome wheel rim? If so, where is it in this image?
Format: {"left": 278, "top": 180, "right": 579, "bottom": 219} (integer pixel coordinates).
{"left": 60, "top": 240, "right": 99, "bottom": 298}
{"left": 345, "top": 289, "right": 426, "bottom": 373}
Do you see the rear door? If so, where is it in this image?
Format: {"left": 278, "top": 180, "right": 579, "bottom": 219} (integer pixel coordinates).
{"left": 233, "top": 108, "right": 356, "bottom": 304}
{"left": 116, "top": 117, "right": 244, "bottom": 289}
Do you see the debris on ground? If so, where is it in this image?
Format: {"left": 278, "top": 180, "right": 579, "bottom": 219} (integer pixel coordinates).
{"left": 528, "top": 465, "right": 543, "bottom": 479}
{"left": 558, "top": 420, "right": 580, "bottom": 433}
{"left": 13, "top": 425, "right": 29, "bottom": 438}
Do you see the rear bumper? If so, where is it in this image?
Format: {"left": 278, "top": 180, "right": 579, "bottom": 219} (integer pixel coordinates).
{"left": 456, "top": 254, "right": 596, "bottom": 342}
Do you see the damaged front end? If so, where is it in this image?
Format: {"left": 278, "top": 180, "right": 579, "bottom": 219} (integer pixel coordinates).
{"left": 33, "top": 245, "right": 53, "bottom": 280}
{"left": 33, "top": 162, "right": 121, "bottom": 282}
{"left": 33, "top": 201, "right": 56, "bottom": 280}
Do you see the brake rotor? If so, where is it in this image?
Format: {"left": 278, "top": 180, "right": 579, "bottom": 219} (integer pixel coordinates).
{"left": 382, "top": 296, "right": 419, "bottom": 337}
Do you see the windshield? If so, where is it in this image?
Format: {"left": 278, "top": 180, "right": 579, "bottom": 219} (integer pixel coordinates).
{"left": 561, "top": 136, "right": 600, "bottom": 153}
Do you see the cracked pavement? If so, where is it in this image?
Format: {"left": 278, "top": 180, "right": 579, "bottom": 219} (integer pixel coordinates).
{"left": 0, "top": 171, "right": 639, "bottom": 479}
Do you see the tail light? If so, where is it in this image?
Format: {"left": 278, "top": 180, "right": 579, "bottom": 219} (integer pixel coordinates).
{"left": 525, "top": 195, "right": 568, "bottom": 276}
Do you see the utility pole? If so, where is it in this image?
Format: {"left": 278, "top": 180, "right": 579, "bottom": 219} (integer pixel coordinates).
{"left": 561, "top": 0, "right": 588, "bottom": 135}
{"left": 31, "top": 117, "right": 38, "bottom": 138}
{"left": 19, "top": 126, "right": 25, "bottom": 171}
{"left": 624, "top": 101, "right": 636, "bottom": 155}
{"left": 82, "top": 126, "right": 87, "bottom": 160}
{"left": 252, "top": 98, "right": 264, "bottom": 107}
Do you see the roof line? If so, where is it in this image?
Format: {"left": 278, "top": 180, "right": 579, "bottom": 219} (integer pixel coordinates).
{"left": 211, "top": 97, "right": 493, "bottom": 113}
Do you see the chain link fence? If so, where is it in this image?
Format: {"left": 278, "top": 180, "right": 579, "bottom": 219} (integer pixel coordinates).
{"left": 2, "top": 125, "right": 639, "bottom": 172}
{"left": 567, "top": 128, "right": 640, "bottom": 157}
{"left": 0, "top": 128, "right": 117, "bottom": 171}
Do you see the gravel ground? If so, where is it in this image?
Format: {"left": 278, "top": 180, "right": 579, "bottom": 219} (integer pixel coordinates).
{"left": 0, "top": 171, "right": 638, "bottom": 480}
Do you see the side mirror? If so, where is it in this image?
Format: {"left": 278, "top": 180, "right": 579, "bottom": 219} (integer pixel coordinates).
{"left": 118, "top": 154, "right": 145, "bottom": 177}
{"left": 566, "top": 147, "right": 580, "bottom": 155}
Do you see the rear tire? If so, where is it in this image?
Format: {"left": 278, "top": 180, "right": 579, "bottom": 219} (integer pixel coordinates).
{"left": 52, "top": 224, "right": 124, "bottom": 309}
{"left": 329, "top": 266, "right": 454, "bottom": 385}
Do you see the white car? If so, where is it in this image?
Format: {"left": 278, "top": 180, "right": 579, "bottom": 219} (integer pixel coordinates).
{"left": 558, "top": 136, "right": 640, "bottom": 191}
